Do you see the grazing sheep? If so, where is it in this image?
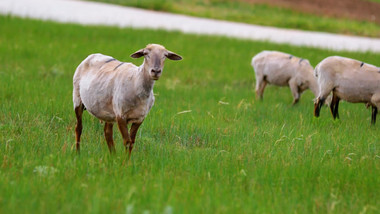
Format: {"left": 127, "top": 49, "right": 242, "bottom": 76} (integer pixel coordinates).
{"left": 251, "top": 51, "right": 319, "bottom": 105}
{"left": 314, "top": 56, "right": 380, "bottom": 124}
{"left": 73, "top": 44, "right": 182, "bottom": 154}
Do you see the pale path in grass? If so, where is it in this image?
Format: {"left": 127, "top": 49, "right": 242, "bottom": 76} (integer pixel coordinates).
{"left": 1, "top": 0, "right": 380, "bottom": 52}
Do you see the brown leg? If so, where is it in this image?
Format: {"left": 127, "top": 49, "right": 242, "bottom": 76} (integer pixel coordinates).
{"left": 129, "top": 122, "right": 143, "bottom": 155}
{"left": 255, "top": 80, "right": 267, "bottom": 100}
{"left": 289, "top": 78, "right": 300, "bottom": 105}
{"left": 292, "top": 97, "right": 300, "bottom": 106}
{"left": 104, "top": 122, "right": 115, "bottom": 153}
{"left": 116, "top": 117, "right": 131, "bottom": 155}
{"left": 75, "top": 104, "right": 84, "bottom": 154}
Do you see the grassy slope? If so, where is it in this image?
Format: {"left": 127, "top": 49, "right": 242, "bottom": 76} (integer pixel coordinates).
{"left": 0, "top": 16, "right": 379, "bottom": 213}
{"left": 90, "top": 0, "right": 380, "bottom": 38}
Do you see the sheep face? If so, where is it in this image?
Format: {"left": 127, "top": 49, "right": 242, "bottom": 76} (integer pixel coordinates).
{"left": 131, "top": 44, "right": 182, "bottom": 80}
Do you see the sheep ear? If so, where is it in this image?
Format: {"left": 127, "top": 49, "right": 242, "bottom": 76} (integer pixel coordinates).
{"left": 130, "top": 49, "right": 145, "bottom": 58}
{"left": 166, "top": 51, "right": 182, "bottom": 61}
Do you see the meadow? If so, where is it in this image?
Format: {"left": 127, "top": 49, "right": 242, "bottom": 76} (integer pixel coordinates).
{"left": 0, "top": 15, "right": 379, "bottom": 213}
{"left": 91, "top": 0, "right": 380, "bottom": 37}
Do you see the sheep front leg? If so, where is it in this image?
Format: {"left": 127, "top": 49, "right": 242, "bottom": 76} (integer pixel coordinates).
{"left": 129, "top": 122, "right": 143, "bottom": 154}
{"left": 315, "top": 85, "right": 334, "bottom": 117}
{"left": 289, "top": 78, "right": 300, "bottom": 105}
{"left": 104, "top": 122, "right": 115, "bottom": 153}
{"left": 75, "top": 104, "right": 84, "bottom": 154}
{"left": 116, "top": 117, "right": 132, "bottom": 155}
{"left": 314, "top": 97, "right": 325, "bottom": 117}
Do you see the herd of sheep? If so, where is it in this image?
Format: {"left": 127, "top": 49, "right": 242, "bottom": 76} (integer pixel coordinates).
{"left": 72, "top": 43, "right": 380, "bottom": 155}
{"left": 252, "top": 50, "right": 380, "bottom": 125}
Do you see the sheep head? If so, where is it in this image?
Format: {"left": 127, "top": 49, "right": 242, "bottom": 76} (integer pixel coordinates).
{"left": 131, "top": 44, "right": 182, "bottom": 80}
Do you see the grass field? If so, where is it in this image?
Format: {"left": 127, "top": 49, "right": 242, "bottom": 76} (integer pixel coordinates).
{"left": 90, "top": 0, "right": 380, "bottom": 38}
{"left": 0, "top": 15, "right": 379, "bottom": 213}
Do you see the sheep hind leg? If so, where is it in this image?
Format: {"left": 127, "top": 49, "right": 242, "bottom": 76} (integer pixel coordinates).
{"left": 116, "top": 117, "right": 132, "bottom": 156}
{"left": 129, "top": 122, "right": 143, "bottom": 155}
{"left": 330, "top": 93, "right": 340, "bottom": 119}
{"left": 104, "top": 122, "right": 115, "bottom": 153}
{"left": 289, "top": 78, "right": 300, "bottom": 105}
{"left": 75, "top": 104, "right": 84, "bottom": 154}
{"left": 333, "top": 97, "right": 340, "bottom": 119}
{"left": 371, "top": 106, "right": 377, "bottom": 125}
{"left": 370, "top": 94, "right": 380, "bottom": 125}
{"left": 329, "top": 99, "right": 335, "bottom": 117}
{"left": 255, "top": 76, "right": 267, "bottom": 100}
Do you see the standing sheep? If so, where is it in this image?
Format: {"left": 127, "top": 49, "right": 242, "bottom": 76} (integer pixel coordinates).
{"left": 251, "top": 51, "right": 319, "bottom": 105}
{"left": 73, "top": 44, "right": 182, "bottom": 154}
{"left": 314, "top": 56, "right": 380, "bottom": 124}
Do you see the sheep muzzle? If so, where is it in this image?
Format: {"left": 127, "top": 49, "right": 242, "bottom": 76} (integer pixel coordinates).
{"left": 151, "top": 69, "right": 162, "bottom": 80}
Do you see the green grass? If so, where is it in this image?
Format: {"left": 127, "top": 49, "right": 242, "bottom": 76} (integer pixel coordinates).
{"left": 89, "top": 0, "right": 380, "bottom": 38}
{"left": 0, "top": 15, "right": 379, "bottom": 213}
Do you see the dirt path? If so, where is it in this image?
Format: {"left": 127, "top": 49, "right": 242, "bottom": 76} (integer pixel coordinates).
{"left": 1, "top": 0, "right": 380, "bottom": 53}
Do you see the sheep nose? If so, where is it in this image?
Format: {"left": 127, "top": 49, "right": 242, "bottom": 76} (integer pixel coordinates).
{"left": 151, "top": 69, "right": 162, "bottom": 75}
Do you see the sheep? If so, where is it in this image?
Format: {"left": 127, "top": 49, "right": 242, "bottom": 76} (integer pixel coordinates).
{"left": 73, "top": 44, "right": 182, "bottom": 154}
{"left": 314, "top": 56, "right": 380, "bottom": 124}
{"left": 251, "top": 51, "right": 319, "bottom": 105}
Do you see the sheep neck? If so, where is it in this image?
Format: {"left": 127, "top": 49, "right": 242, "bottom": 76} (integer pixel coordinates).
{"left": 138, "top": 63, "right": 155, "bottom": 98}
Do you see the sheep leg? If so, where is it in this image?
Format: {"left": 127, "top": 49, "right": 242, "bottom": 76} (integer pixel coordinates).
{"left": 129, "top": 122, "right": 143, "bottom": 155}
{"left": 333, "top": 97, "right": 340, "bottom": 119}
{"left": 370, "top": 94, "right": 380, "bottom": 125}
{"left": 104, "top": 122, "right": 115, "bottom": 153}
{"left": 371, "top": 106, "right": 377, "bottom": 125}
{"left": 255, "top": 77, "right": 267, "bottom": 100}
{"left": 330, "top": 93, "right": 340, "bottom": 119}
{"left": 314, "top": 85, "right": 334, "bottom": 117}
{"left": 289, "top": 78, "right": 300, "bottom": 105}
{"left": 74, "top": 104, "right": 84, "bottom": 153}
{"left": 314, "top": 97, "right": 325, "bottom": 117}
{"left": 116, "top": 117, "right": 132, "bottom": 155}
{"left": 329, "top": 98, "right": 335, "bottom": 117}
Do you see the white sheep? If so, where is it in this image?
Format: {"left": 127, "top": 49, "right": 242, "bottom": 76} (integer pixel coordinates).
{"left": 314, "top": 56, "right": 380, "bottom": 124}
{"left": 73, "top": 44, "right": 182, "bottom": 154}
{"left": 251, "top": 50, "right": 319, "bottom": 104}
